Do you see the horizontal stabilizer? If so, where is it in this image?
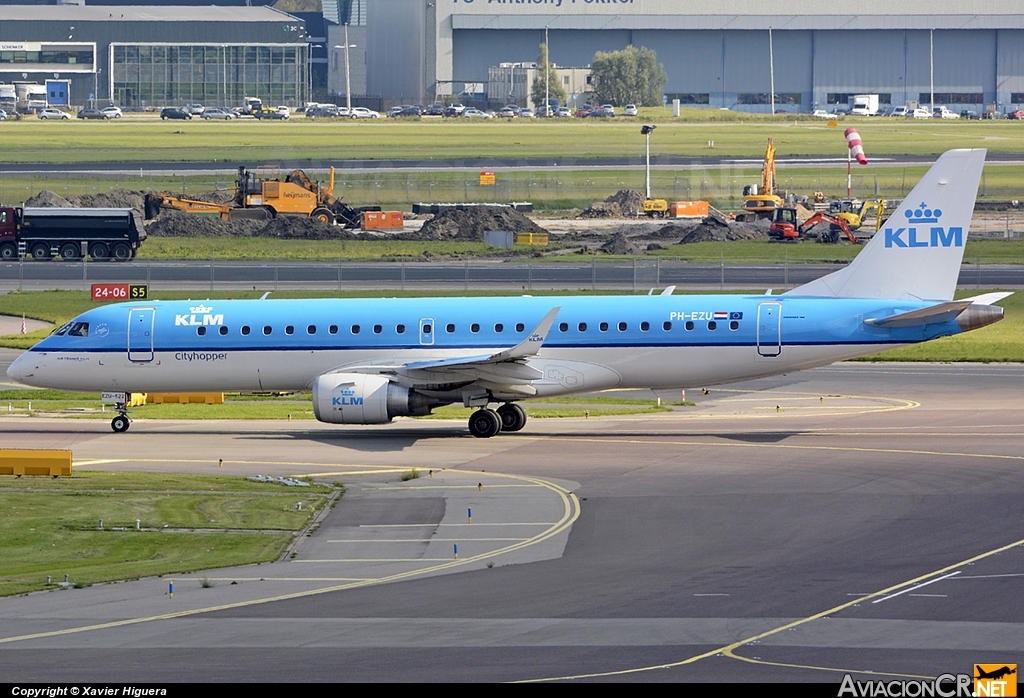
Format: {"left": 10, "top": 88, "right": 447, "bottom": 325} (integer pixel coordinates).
{"left": 865, "top": 301, "right": 973, "bottom": 328}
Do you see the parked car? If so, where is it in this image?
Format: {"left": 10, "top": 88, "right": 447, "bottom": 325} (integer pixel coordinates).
{"left": 446, "top": 103, "right": 466, "bottom": 116}
{"left": 183, "top": 104, "right": 205, "bottom": 115}
{"left": 811, "top": 109, "right": 831, "bottom": 118}
{"left": 306, "top": 105, "right": 340, "bottom": 118}
{"left": 461, "top": 107, "right": 492, "bottom": 119}
{"left": 588, "top": 106, "right": 615, "bottom": 118}
{"left": 907, "top": 107, "right": 932, "bottom": 119}
{"left": 983, "top": 111, "right": 1006, "bottom": 120}
{"left": 424, "top": 104, "right": 445, "bottom": 116}
{"left": 933, "top": 106, "right": 959, "bottom": 119}
{"left": 624, "top": 104, "right": 638, "bottom": 116}
{"left": 518, "top": 108, "right": 535, "bottom": 118}
{"left": 575, "top": 105, "right": 594, "bottom": 117}
{"left": 350, "top": 107, "right": 380, "bottom": 119}
{"left": 1008, "top": 110, "right": 1024, "bottom": 120}
{"left": 556, "top": 107, "right": 571, "bottom": 117}
{"left": 498, "top": 105, "right": 519, "bottom": 118}
{"left": 100, "top": 106, "right": 123, "bottom": 119}
{"left": 889, "top": 106, "right": 909, "bottom": 118}
{"left": 392, "top": 106, "right": 423, "bottom": 117}
{"left": 77, "top": 109, "right": 109, "bottom": 120}
{"left": 0, "top": 109, "right": 7, "bottom": 120}
{"left": 160, "top": 107, "right": 192, "bottom": 120}
{"left": 959, "top": 110, "right": 981, "bottom": 120}
{"left": 201, "top": 108, "right": 236, "bottom": 120}
{"left": 38, "top": 108, "right": 70, "bottom": 120}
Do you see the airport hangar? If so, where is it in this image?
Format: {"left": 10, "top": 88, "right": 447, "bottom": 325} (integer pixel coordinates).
{"left": 0, "top": 5, "right": 309, "bottom": 109}
{"left": 366, "top": 0, "right": 1024, "bottom": 114}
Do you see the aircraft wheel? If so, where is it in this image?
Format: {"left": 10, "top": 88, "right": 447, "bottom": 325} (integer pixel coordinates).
{"left": 497, "top": 403, "right": 527, "bottom": 432}
{"left": 111, "top": 415, "right": 130, "bottom": 433}
{"left": 468, "top": 408, "right": 502, "bottom": 438}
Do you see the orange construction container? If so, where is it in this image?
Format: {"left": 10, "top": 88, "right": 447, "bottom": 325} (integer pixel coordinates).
{"left": 362, "top": 211, "right": 405, "bottom": 230}
{"left": 149, "top": 393, "right": 225, "bottom": 405}
{"left": 670, "top": 201, "right": 709, "bottom": 218}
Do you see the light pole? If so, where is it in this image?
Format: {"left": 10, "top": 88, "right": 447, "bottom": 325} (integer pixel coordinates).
{"left": 544, "top": 24, "right": 549, "bottom": 116}
{"left": 641, "top": 124, "right": 656, "bottom": 199}
{"left": 334, "top": 24, "right": 356, "bottom": 113}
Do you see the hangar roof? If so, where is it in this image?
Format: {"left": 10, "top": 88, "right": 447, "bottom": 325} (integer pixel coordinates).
{"left": 0, "top": 6, "right": 295, "bottom": 22}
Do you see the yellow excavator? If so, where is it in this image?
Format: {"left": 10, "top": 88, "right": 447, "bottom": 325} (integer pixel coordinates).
{"left": 830, "top": 198, "right": 889, "bottom": 232}
{"left": 145, "top": 166, "right": 379, "bottom": 228}
{"left": 738, "top": 138, "right": 784, "bottom": 222}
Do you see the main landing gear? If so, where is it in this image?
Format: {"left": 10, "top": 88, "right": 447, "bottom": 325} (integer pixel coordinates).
{"left": 111, "top": 399, "right": 131, "bottom": 433}
{"left": 468, "top": 403, "right": 527, "bottom": 438}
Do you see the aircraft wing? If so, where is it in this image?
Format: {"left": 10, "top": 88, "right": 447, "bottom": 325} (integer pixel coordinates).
{"left": 320, "top": 307, "right": 561, "bottom": 396}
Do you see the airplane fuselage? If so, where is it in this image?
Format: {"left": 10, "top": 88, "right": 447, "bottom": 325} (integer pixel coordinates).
{"left": 10, "top": 294, "right": 961, "bottom": 395}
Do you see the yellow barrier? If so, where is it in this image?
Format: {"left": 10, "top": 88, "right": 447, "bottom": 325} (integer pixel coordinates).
{"left": 148, "top": 393, "right": 225, "bottom": 405}
{"left": 515, "top": 232, "right": 549, "bottom": 246}
{"left": 0, "top": 449, "right": 72, "bottom": 477}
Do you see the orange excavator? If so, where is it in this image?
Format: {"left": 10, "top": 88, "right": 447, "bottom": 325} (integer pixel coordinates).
{"left": 769, "top": 208, "right": 859, "bottom": 244}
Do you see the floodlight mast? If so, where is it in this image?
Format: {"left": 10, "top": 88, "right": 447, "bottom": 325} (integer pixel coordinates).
{"left": 641, "top": 124, "right": 656, "bottom": 199}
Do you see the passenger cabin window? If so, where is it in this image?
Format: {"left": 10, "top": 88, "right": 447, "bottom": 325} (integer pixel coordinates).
{"left": 241, "top": 325, "right": 251, "bottom": 336}
{"left": 329, "top": 325, "right": 339, "bottom": 334}
{"left": 68, "top": 322, "right": 89, "bottom": 337}
{"left": 422, "top": 324, "right": 432, "bottom": 334}
{"left": 578, "top": 322, "right": 587, "bottom": 332}
{"left": 730, "top": 320, "right": 739, "bottom": 331}
{"left": 618, "top": 322, "right": 627, "bottom": 331}
{"left": 641, "top": 321, "right": 650, "bottom": 331}
{"left": 196, "top": 326, "right": 206, "bottom": 336}
{"left": 285, "top": 326, "right": 294, "bottom": 335}
{"left": 373, "top": 325, "right": 382, "bottom": 334}
{"left": 685, "top": 321, "right": 694, "bottom": 331}
{"left": 708, "top": 321, "right": 717, "bottom": 330}
{"left": 558, "top": 322, "right": 568, "bottom": 332}
{"left": 446, "top": 324, "right": 455, "bottom": 333}
{"left": 599, "top": 322, "right": 609, "bottom": 332}
{"left": 307, "top": 325, "right": 316, "bottom": 335}
{"left": 662, "top": 321, "right": 672, "bottom": 331}
{"left": 516, "top": 323, "right": 525, "bottom": 332}
{"left": 219, "top": 326, "right": 228, "bottom": 336}
{"left": 396, "top": 324, "right": 406, "bottom": 334}
{"left": 494, "top": 323, "right": 503, "bottom": 333}
{"left": 349, "top": 325, "right": 358, "bottom": 334}
{"left": 471, "top": 323, "right": 480, "bottom": 333}
{"left": 263, "top": 326, "right": 272, "bottom": 335}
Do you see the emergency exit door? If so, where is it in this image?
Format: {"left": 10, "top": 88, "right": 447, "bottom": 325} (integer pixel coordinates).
{"left": 128, "top": 307, "right": 155, "bottom": 362}
{"left": 757, "top": 302, "right": 782, "bottom": 357}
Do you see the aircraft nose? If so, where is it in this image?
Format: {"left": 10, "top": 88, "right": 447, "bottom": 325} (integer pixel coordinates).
{"left": 6, "top": 351, "right": 36, "bottom": 384}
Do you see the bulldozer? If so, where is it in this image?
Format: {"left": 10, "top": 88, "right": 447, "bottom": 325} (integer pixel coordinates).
{"left": 737, "top": 138, "right": 785, "bottom": 222}
{"left": 145, "top": 166, "right": 381, "bottom": 228}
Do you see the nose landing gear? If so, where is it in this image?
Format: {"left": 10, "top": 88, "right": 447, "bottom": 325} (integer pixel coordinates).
{"left": 110, "top": 397, "right": 132, "bottom": 433}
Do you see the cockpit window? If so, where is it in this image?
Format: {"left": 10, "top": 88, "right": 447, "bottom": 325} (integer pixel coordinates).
{"left": 52, "top": 322, "right": 73, "bottom": 336}
{"left": 67, "top": 322, "right": 89, "bottom": 338}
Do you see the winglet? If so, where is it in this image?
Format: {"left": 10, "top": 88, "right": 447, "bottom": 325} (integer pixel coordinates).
{"left": 490, "top": 306, "right": 560, "bottom": 362}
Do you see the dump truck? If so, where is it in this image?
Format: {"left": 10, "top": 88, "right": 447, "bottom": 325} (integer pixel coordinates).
{"left": 0, "top": 207, "right": 146, "bottom": 261}
{"left": 145, "top": 166, "right": 381, "bottom": 228}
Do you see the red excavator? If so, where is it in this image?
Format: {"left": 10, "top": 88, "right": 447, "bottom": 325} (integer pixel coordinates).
{"left": 768, "top": 208, "right": 860, "bottom": 244}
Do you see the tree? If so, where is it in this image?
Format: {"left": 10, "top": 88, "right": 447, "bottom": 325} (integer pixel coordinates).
{"left": 531, "top": 43, "right": 567, "bottom": 111}
{"left": 589, "top": 45, "right": 667, "bottom": 107}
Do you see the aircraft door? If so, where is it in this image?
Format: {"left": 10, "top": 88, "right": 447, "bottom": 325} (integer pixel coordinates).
{"left": 128, "top": 307, "right": 155, "bottom": 362}
{"left": 419, "top": 318, "right": 434, "bottom": 346}
{"left": 757, "top": 302, "right": 782, "bottom": 357}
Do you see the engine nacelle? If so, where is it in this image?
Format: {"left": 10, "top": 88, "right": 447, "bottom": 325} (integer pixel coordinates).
{"left": 312, "top": 373, "right": 434, "bottom": 424}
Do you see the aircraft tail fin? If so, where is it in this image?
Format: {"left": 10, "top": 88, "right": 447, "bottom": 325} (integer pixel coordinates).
{"left": 786, "top": 149, "right": 986, "bottom": 301}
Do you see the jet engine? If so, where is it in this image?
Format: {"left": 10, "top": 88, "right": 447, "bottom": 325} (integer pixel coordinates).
{"left": 312, "top": 373, "right": 436, "bottom": 424}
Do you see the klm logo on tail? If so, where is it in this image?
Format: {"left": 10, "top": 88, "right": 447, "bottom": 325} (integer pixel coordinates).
{"left": 885, "top": 203, "right": 963, "bottom": 248}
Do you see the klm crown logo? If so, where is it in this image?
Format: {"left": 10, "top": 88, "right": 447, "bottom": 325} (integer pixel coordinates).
{"left": 189, "top": 304, "right": 212, "bottom": 314}
{"left": 905, "top": 203, "right": 942, "bottom": 224}
{"left": 885, "top": 202, "right": 962, "bottom": 249}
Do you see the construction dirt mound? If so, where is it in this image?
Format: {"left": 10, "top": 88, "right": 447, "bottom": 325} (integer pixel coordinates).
{"left": 601, "top": 231, "right": 644, "bottom": 255}
{"left": 672, "top": 217, "right": 770, "bottom": 244}
{"left": 409, "top": 206, "right": 546, "bottom": 241}
{"left": 24, "top": 189, "right": 147, "bottom": 214}
{"left": 144, "top": 210, "right": 362, "bottom": 239}
{"left": 580, "top": 189, "right": 645, "bottom": 219}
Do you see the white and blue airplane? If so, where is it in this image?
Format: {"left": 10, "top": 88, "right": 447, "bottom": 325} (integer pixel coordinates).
{"left": 6, "top": 149, "right": 1010, "bottom": 437}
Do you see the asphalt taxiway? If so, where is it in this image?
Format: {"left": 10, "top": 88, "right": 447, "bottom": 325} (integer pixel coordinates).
{"left": 0, "top": 362, "right": 1022, "bottom": 682}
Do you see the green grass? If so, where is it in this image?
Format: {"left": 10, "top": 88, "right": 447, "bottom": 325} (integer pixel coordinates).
{"left": 5, "top": 117, "right": 1024, "bottom": 164}
{"left": 0, "top": 470, "right": 333, "bottom": 597}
